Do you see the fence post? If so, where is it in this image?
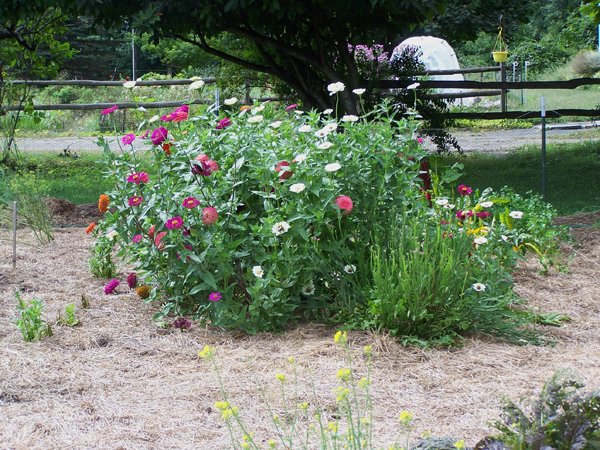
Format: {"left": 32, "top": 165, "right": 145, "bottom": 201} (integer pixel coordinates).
{"left": 12, "top": 201, "right": 17, "bottom": 268}
{"left": 541, "top": 97, "right": 547, "bottom": 201}
{"left": 500, "top": 62, "right": 507, "bottom": 113}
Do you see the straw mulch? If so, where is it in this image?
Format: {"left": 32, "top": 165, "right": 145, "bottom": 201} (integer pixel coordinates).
{"left": 1, "top": 218, "right": 599, "bottom": 449}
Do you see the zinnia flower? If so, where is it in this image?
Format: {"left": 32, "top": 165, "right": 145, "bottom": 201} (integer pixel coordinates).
{"left": 104, "top": 278, "right": 120, "bottom": 295}
{"left": 480, "top": 201, "right": 494, "bottom": 208}
{"left": 216, "top": 117, "right": 231, "bottom": 129}
{"left": 457, "top": 184, "right": 473, "bottom": 196}
{"left": 272, "top": 221, "right": 291, "bottom": 236}
{"left": 182, "top": 197, "right": 200, "bottom": 209}
{"left": 406, "top": 82, "right": 420, "bottom": 90}
{"left": 247, "top": 115, "right": 263, "bottom": 123}
{"left": 154, "top": 231, "right": 167, "bottom": 250}
{"left": 101, "top": 104, "right": 118, "bottom": 115}
{"left": 474, "top": 236, "right": 488, "bottom": 246}
{"left": 343, "top": 264, "right": 357, "bottom": 274}
{"left": 269, "top": 120, "right": 283, "bottom": 128}
{"left": 127, "top": 272, "right": 137, "bottom": 289}
{"left": 476, "top": 211, "right": 491, "bottom": 220}
{"left": 335, "top": 195, "right": 353, "bottom": 215}
{"left": 173, "top": 317, "right": 192, "bottom": 330}
{"left": 189, "top": 79, "right": 205, "bottom": 90}
{"left": 327, "top": 82, "right": 346, "bottom": 95}
{"left": 325, "top": 162, "right": 341, "bottom": 172}
{"left": 148, "top": 225, "right": 155, "bottom": 239}
{"left": 224, "top": 97, "right": 238, "bottom": 106}
{"left": 98, "top": 194, "right": 110, "bottom": 213}
{"left": 289, "top": 183, "right": 306, "bottom": 193}
{"left": 127, "top": 172, "right": 149, "bottom": 184}
{"left": 509, "top": 210, "right": 524, "bottom": 219}
{"left": 202, "top": 207, "right": 219, "bottom": 225}
{"left": 128, "top": 196, "right": 143, "bottom": 207}
{"left": 162, "top": 142, "right": 172, "bottom": 156}
{"left": 132, "top": 234, "right": 143, "bottom": 243}
{"left": 123, "top": 80, "right": 136, "bottom": 88}
{"left": 275, "top": 161, "right": 293, "bottom": 180}
{"left": 85, "top": 222, "right": 96, "bottom": 234}
{"left": 298, "top": 125, "right": 312, "bottom": 133}
{"left": 472, "top": 283, "right": 486, "bottom": 292}
{"left": 151, "top": 126, "right": 168, "bottom": 145}
{"left": 317, "top": 142, "right": 333, "bottom": 150}
{"left": 301, "top": 281, "right": 315, "bottom": 296}
{"left": 252, "top": 265, "right": 264, "bottom": 278}
{"left": 341, "top": 115, "right": 359, "bottom": 122}
{"left": 435, "top": 198, "right": 449, "bottom": 206}
{"left": 166, "top": 216, "right": 184, "bottom": 229}
{"left": 285, "top": 103, "right": 298, "bottom": 111}
{"left": 121, "top": 133, "right": 136, "bottom": 145}
{"left": 136, "top": 285, "right": 151, "bottom": 299}
{"left": 352, "top": 88, "right": 366, "bottom": 95}
{"left": 208, "top": 292, "right": 222, "bottom": 302}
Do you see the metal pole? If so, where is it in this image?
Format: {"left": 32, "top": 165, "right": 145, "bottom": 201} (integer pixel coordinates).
{"left": 214, "top": 88, "right": 220, "bottom": 115}
{"left": 541, "top": 97, "right": 547, "bottom": 201}
{"left": 131, "top": 28, "right": 136, "bottom": 80}
{"left": 12, "top": 201, "right": 17, "bottom": 268}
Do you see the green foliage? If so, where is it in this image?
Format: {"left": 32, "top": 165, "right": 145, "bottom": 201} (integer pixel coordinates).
{"left": 14, "top": 291, "right": 52, "bottom": 342}
{"left": 480, "top": 369, "right": 600, "bottom": 449}
{"left": 8, "top": 172, "right": 53, "bottom": 244}
{"left": 89, "top": 235, "right": 117, "bottom": 279}
{"left": 58, "top": 303, "right": 80, "bottom": 326}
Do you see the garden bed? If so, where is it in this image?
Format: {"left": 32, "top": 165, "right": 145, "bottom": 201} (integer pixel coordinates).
{"left": 0, "top": 218, "right": 599, "bottom": 449}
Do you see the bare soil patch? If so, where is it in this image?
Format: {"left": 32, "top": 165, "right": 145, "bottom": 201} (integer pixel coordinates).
{"left": 1, "top": 215, "right": 599, "bottom": 449}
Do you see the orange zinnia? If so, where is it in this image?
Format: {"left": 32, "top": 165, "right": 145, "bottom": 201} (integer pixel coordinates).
{"left": 98, "top": 194, "right": 110, "bottom": 213}
{"left": 85, "top": 222, "right": 96, "bottom": 234}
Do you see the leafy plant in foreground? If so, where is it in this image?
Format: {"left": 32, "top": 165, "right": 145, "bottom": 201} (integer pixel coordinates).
{"left": 14, "top": 291, "right": 52, "bottom": 342}
{"left": 57, "top": 303, "right": 80, "bottom": 327}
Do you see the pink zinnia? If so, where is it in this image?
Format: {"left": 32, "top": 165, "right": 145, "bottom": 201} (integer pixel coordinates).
{"left": 191, "top": 159, "right": 218, "bottom": 176}
{"left": 171, "top": 105, "right": 189, "bottom": 122}
{"left": 132, "top": 234, "right": 143, "bottom": 243}
{"left": 126, "top": 272, "right": 137, "bottom": 289}
{"left": 208, "top": 292, "right": 222, "bottom": 302}
{"left": 121, "top": 133, "right": 136, "bottom": 145}
{"left": 195, "top": 153, "right": 210, "bottom": 163}
{"left": 101, "top": 104, "right": 118, "bottom": 115}
{"left": 335, "top": 195, "right": 353, "bottom": 215}
{"left": 476, "top": 211, "right": 491, "bottom": 220}
{"left": 140, "top": 129, "right": 150, "bottom": 139}
{"left": 285, "top": 103, "right": 298, "bottom": 112}
{"left": 154, "top": 231, "right": 167, "bottom": 250}
{"left": 166, "top": 216, "right": 184, "bottom": 229}
{"left": 148, "top": 225, "right": 155, "bottom": 239}
{"left": 216, "top": 117, "right": 231, "bottom": 129}
{"left": 128, "top": 195, "right": 143, "bottom": 206}
{"left": 456, "top": 210, "right": 474, "bottom": 221}
{"left": 457, "top": 184, "right": 473, "bottom": 196}
{"left": 202, "top": 207, "right": 218, "bottom": 225}
{"left": 104, "top": 278, "right": 120, "bottom": 295}
{"left": 126, "top": 172, "right": 149, "bottom": 184}
{"left": 182, "top": 197, "right": 200, "bottom": 209}
{"left": 151, "top": 126, "right": 168, "bottom": 145}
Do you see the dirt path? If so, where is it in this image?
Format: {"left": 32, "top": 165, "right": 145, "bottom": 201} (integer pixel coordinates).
{"left": 12, "top": 122, "right": 600, "bottom": 155}
{"left": 1, "top": 217, "right": 599, "bottom": 449}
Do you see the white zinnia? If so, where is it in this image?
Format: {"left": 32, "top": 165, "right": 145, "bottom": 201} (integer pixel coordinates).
{"left": 352, "top": 88, "right": 366, "bottom": 95}
{"left": 253, "top": 104, "right": 266, "bottom": 113}
{"left": 224, "top": 97, "right": 238, "bottom": 106}
{"left": 289, "top": 183, "right": 306, "bottom": 193}
{"left": 509, "top": 210, "right": 524, "bottom": 219}
{"left": 189, "top": 79, "right": 206, "bottom": 90}
{"left": 327, "top": 81, "right": 346, "bottom": 95}
{"left": 323, "top": 108, "right": 334, "bottom": 115}
{"left": 293, "top": 154, "right": 307, "bottom": 163}
{"left": 137, "top": 106, "right": 148, "bottom": 113}
{"left": 317, "top": 141, "right": 334, "bottom": 150}
{"left": 472, "top": 283, "right": 486, "bottom": 292}
{"left": 272, "top": 221, "right": 291, "bottom": 236}
{"left": 269, "top": 120, "right": 283, "bottom": 128}
{"left": 247, "top": 115, "right": 264, "bottom": 123}
{"left": 314, "top": 129, "right": 329, "bottom": 139}
{"left": 323, "top": 122, "right": 338, "bottom": 133}
{"left": 343, "top": 264, "right": 357, "bottom": 274}
{"left": 123, "top": 80, "right": 136, "bottom": 88}
{"left": 106, "top": 230, "right": 119, "bottom": 241}
{"left": 406, "top": 82, "right": 420, "bottom": 90}
{"left": 474, "top": 236, "right": 488, "bottom": 245}
{"left": 298, "top": 124, "right": 312, "bottom": 133}
{"left": 148, "top": 115, "right": 160, "bottom": 123}
{"left": 301, "top": 281, "right": 315, "bottom": 296}
{"left": 252, "top": 265, "right": 264, "bottom": 278}
{"left": 294, "top": 110, "right": 304, "bottom": 115}
{"left": 480, "top": 201, "right": 494, "bottom": 208}
{"left": 435, "top": 198, "right": 449, "bottom": 206}
{"left": 341, "top": 115, "right": 359, "bottom": 122}
{"left": 324, "top": 162, "right": 341, "bottom": 172}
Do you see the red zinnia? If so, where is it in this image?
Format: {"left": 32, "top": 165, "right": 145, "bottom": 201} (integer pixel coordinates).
{"left": 202, "top": 207, "right": 218, "bottom": 225}
{"left": 148, "top": 225, "right": 155, "bottom": 239}
{"left": 335, "top": 195, "right": 353, "bottom": 215}
{"left": 162, "top": 142, "right": 172, "bottom": 156}
{"left": 126, "top": 272, "right": 137, "bottom": 289}
{"left": 275, "top": 161, "right": 293, "bottom": 180}
{"left": 154, "top": 231, "right": 167, "bottom": 251}
{"left": 476, "top": 211, "right": 491, "bottom": 220}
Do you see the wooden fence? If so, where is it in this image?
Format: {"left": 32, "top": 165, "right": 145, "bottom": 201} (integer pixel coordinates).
{"left": 2, "top": 67, "right": 600, "bottom": 120}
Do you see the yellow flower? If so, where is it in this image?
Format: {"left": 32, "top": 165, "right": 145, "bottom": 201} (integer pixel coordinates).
{"left": 360, "top": 417, "right": 370, "bottom": 426}
{"left": 214, "top": 401, "right": 229, "bottom": 411}
{"left": 297, "top": 402, "right": 309, "bottom": 411}
{"left": 454, "top": 439, "right": 466, "bottom": 449}
{"left": 327, "top": 421, "right": 338, "bottom": 433}
{"left": 335, "top": 386, "right": 350, "bottom": 402}
{"left": 221, "top": 406, "right": 239, "bottom": 420}
{"left": 399, "top": 410, "right": 413, "bottom": 425}
{"left": 287, "top": 356, "right": 295, "bottom": 364}
{"left": 363, "top": 345, "right": 373, "bottom": 357}
{"left": 334, "top": 330, "right": 348, "bottom": 345}
{"left": 337, "top": 368, "right": 351, "bottom": 382}
{"left": 358, "top": 377, "right": 371, "bottom": 389}
{"left": 275, "top": 373, "right": 286, "bottom": 382}
{"left": 241, "top": 442, "right": 250, "bottom": 449}
{"left": 267, "top": 439, "right": 277, "bottom": 448}
{"left": 198, "top": 345, "right": 215, "bottom": 360}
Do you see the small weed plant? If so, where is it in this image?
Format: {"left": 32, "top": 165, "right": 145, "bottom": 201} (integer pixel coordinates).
{"left": 14, "top": 291, "right": 52, "bottom": 342}
{"left": 57, "top": 303, "right": 80, "bottom": 327}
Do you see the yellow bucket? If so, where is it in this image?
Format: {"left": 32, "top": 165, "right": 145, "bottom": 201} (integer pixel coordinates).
{"left": 492, "top": 51, "right": 508, "bottom": 63}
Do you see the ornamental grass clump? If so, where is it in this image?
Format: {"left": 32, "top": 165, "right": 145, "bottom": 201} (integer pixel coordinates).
{"left": 92, "top": 95, "right": 561, "bottom": 341}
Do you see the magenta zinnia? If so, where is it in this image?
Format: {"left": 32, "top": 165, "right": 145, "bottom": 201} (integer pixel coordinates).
{"left": 216, "top": 117, "right": 231, "bottom": 129}
{"left": 101, "top": 104, "right": 118, "bottom": 115}
{"left": 128, "top": 196, "right": 143, "bottom": 207}
{"left": 165, "top": 216, "right": 184, "bottom": 229}
{"left": 121, "top": 133, "right": 136, "bottom": 145}
{"left": 182, "top": 197, "right": 200, "bottom": 209}
{"left": 208, "top": 292, "right": 222, "bottom": 302}
{"left": 457, "top": 184, "right": 473, "bottom": 196}
{"left": 172, "top": 317, "right": 192, "bottom": 330}
{"left": 151, "top": 126, "right": 168, "bottom": 145}
{"left": 104, "top": 278, "right": 120, "bottom": 295}
{"left": 126, "top": 272, "right": 138, "bottom": 289}
{"left": 126, "top": 172, "right": 149, "bottom": 184}
{"left": 132, "top": 234, "right": 143, "bottom": 243}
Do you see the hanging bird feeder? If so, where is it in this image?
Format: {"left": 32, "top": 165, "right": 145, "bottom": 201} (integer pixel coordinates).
{"left": 492, "top": 26, "right": 508, "bottom": 63}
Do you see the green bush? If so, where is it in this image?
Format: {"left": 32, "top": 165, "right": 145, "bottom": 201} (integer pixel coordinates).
{"left": 14, "top": 291, "right": 52, "bottom": 342}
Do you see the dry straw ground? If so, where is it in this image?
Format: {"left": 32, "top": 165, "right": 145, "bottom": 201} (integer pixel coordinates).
{"left": 1, "top": 214, "right": 599, "bottom": 449}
